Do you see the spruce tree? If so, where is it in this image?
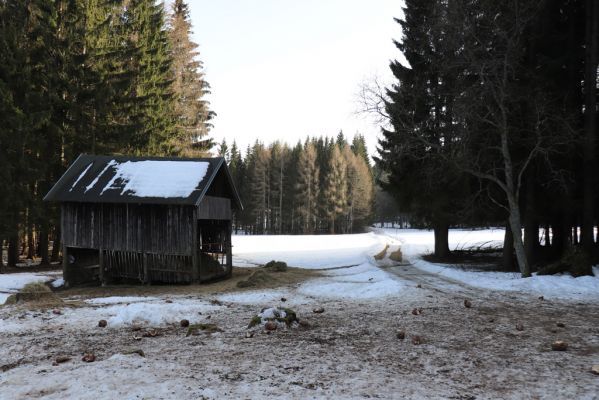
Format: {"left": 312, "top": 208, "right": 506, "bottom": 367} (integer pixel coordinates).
{"left": 124, "top": 0, "right": 177, "bottom": 155}
{"left": 377, "top": 0, "right": 466, "bottom": 257}
{"left": 83, "top": 0, "right": 140, "bottom": 155}
{"left": 351, "top": 134, "right": 370, "bottom": 166}
{"left": 269, "top": 142, "right": 287, "bottom": 234}
{"left": 217, "top": 138, "right": 230, "bottom": 161}
{"left": 246, "top": 142, "right": 270, "bottom": 233}
{"left": 324, "top": 145, "right": 348, "bottom": 234}
{"left": 343, "top": 145, "right": 373, "bottom": 232}
{"left": 168, "top": 0, "right": 214, "bottom": 156}
{"left": 295, "top": 142, "right": 320, "bottom": 234}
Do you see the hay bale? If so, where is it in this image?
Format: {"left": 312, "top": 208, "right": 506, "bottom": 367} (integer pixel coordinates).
{"left": 263, "top": 260, "right": 288, "bottom": 272}
{"left": 4, "top": 281, "right": 63, "bottom": 308}
{"left": 19, "top": 282, "right": 54, "bottom": 302}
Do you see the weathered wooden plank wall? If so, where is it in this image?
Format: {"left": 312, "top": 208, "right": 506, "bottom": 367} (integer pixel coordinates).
{"left": 197, "top": 196, "right": 231, "bottom": 220}
{"left": 101, "top": 251, "right": 193, "bottom": 284}
{"left": 62, "top": 203, "right": 195, "bottom": 255}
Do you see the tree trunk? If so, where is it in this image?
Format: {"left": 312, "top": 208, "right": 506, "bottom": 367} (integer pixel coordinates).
{"left": 8, "top": 235, "right": 19, "bottom": 268}
{"left": 0, "top": 238, "right": 4, "bottom": 272}
{"left": 26, "top": 222, "right": 35, "bottom": 260}
{"left": 507, "top": 193, "right": 531, "bottom": 277}
{"left": 38, "top": 223, "right": 49, "bottom": 265}
{"left": 502, "top": 223, "right": 515, "bottom": 271}
{"left": 433, "top": 222, "right": 450, "bottom": 259}
{"left": 523, "top": 171, "right": 538, "bottom": 267}
{"left": 552, "top": 217, "right": 567, "bottom": 258}
{"left": 499, "top": 98, "right": 531, "bottom": 277}
{"left": 581, "top": 0, "right": 598, "bottom": 252}
{"left": 51, "top": 231, "right": 61, "bottom": 263}
{"left": 524, "top": 222, "right": 538, "bottom": 269}
{"left": 543, "top": 224, "right": 551, "bottom": 247}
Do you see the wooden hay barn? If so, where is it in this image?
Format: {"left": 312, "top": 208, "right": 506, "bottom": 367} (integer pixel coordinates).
{"left": 44, "top": 154, "right": 242, "bottom": 286}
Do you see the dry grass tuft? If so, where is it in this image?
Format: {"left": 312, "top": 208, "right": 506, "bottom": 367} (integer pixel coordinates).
{"left": 389, "top": 248, "right": 403, "bottom": 262}
{"left": 374, "top": 245, "right": 389, "bottom": 261}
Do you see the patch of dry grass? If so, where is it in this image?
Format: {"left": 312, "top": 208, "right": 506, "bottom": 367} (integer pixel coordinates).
{"left": 389, "top": 248, "right": 403, "bottom": 262}
{"left": 61, "top": 266, "right": 321, "bottom": 300}
{"left": 374, "top": 245, "right": 389, "bottom": 261}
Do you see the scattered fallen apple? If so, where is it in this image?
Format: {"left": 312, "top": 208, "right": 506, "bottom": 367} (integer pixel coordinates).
{"left": 551, "top": 341, "right": 568, "bottom": 351}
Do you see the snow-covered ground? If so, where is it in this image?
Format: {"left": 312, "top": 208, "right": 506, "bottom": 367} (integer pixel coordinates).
{"left": 2, "top": 229, "right": 599, "bottom": 399}
{"left": 232, "top": 232, "right": 388, "bottom": 268}
{"left": 376, "top": 228, "right": 599, "bottom": 301}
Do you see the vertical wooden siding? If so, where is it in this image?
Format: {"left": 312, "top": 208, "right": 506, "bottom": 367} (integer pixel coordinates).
{"left": 62, "top": 203, "right": 195, "bottom": 256}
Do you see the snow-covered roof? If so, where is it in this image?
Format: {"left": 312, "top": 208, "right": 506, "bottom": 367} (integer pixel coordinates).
{"left": 44, "top": 154, "right": 242, "bottom": 208}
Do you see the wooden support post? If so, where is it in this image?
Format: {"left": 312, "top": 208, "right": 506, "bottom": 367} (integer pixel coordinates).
{"left": 62, "top": 245, "right": 70, "bottom": 287}
{"left": 99, "top": 249, "right": 106, "bottom": 286}
{"left": 192, "top": 223, "right": 200, "bottom": 283}
{"left": 226, "top": 220, "right": 233, "bottom": 278}
{"left": 192, "top": 251, "right": 199, "bottom": 283}
{"left": 142, "top": 252, "right": 149, "bottom": 285}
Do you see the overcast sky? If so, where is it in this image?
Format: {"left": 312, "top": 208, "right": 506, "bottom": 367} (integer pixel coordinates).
{"left": 186, "top": 0, "right": 404, "bottom": 157}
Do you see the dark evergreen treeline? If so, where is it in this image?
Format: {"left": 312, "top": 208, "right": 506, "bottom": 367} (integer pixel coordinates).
{"left": 377, "top": 0, "right": 599, "bottom": 277}
{"left": 219, "top": 133, "right": 374, "bottom": 235}
{"left": 0, "top": 0, "right": 213, "bottom": 269}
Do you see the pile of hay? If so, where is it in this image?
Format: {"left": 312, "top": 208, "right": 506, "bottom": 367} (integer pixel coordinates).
{"left": 263, "top": 260, "right": 288, "bottom": 272}
{"left": 236, "top": 260, "right": 289, "bottom": 288}
{"left": 236, "top": 269, "right": 277, "bottom": 288}
{"left": 4, "top": 282, "right": 62, "bottom": 307}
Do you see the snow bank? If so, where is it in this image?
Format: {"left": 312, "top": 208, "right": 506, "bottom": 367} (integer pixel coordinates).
{"left": 95, "top": 298, "right": 221, "bottom": 327}
{"left": 387, "top": 228, "right": 599, "bottom": 301}
{"left": 232, "top": 232, "right": 388, "bottom": 269}
{"left": 415, "top": 260, "right": 599, "bottom": 300}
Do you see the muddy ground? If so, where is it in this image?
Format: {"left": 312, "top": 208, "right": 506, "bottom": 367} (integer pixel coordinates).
{"left": 1, "top": 264, "right": 599, "bottom": 399}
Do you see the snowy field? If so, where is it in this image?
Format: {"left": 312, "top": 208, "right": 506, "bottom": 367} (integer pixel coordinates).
{"left": 226, "top": 232, "right": 406, "bottom": 302}
{"left": 232, "top": 232, "right": 388, "bottom": 268}
{"left": 1, "top": 229, "right": 599, "bottom": 399}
